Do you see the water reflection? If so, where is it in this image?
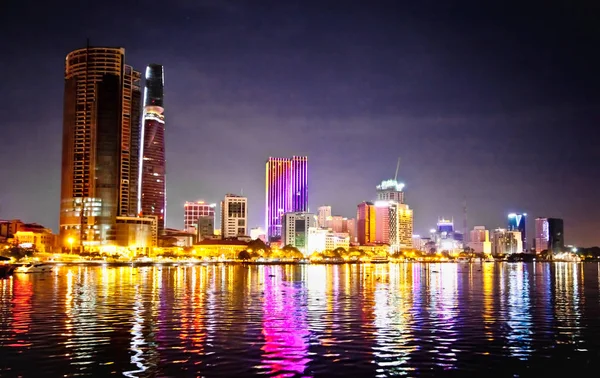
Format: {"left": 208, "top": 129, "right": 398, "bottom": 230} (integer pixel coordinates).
{"left": 260, "top": 266, "right": 310, "bottom": 377}
{"left": 0, "top": 263, "right": 599, "bottom": 376}
{"left": 506, "top": 264, "right": 533, "bottom": 359}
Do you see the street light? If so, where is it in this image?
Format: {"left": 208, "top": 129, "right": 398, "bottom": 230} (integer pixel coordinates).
{"left": 67, "top": 237, "right": 74, "bottom": 254}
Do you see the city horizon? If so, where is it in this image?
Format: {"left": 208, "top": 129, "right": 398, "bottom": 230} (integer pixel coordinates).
{"left": 2, "top": 2, "right": 598, "bottom": 247}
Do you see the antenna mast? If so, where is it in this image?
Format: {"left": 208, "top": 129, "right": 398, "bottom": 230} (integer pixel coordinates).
{"left": 394, "top": 157, "right": 401, "bottom": 181}
{"left": 463, "top": 196, "right": 468, "bottom": 244}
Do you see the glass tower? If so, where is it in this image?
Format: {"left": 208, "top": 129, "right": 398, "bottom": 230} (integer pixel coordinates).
{"left": 265, "top": 156, "right": 308, "bottom": 239}
{"left": 60, "top": 47, "right": 141, "bottom": 249}
{"left": 138, "top": 64, "right": 166, "bottom": 233}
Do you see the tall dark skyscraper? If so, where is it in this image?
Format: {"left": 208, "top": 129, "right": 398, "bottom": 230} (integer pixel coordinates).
{"left": 60, "top": 47, "right": 141, "bottom": 248}
{"left": 265, "top": 156, "right": 308, "bottom": 239}
{"left": 508, "top": 213, "right": 527, "bottom": 251}
{"left": 535, "top": 217, "right": 565, "bottom": 254}
{"left": 138, "top": 64, "right": 166, "bottom": 233}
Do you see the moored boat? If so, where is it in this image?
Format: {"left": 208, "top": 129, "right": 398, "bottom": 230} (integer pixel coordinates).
{"left": 14, "top": 263, "right": 53, "bottom": 273}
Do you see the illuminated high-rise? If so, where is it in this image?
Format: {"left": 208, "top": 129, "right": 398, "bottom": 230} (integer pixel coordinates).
{"left": 534, "top": 217, "right": 564, "bottom": 254}
{"left": 60, "top": 47, "right": 141, "bottom": 248}
{"left": 507, "top": 213, "right": 527, "bottom": 251}
{"left": 376, "top": 179, "right": 405, "bottom": 204}
{"left": 184, "top": 201, "right": 215, "bottom": 233}
{"left": 221, "top": 194, "right": 248, "bottom": 238}
{"left": 138, "top": 64, "right": 166, "bottom": 233}
{"left": 265, "top": 156, "right": 308, "bottom": 239}
{"left": 357, "top": 202, "right": 376, "bottom": 245}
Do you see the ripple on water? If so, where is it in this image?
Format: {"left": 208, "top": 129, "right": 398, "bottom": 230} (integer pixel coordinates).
{"left": 0, "top": 263, "right": 599, "bottom": 376}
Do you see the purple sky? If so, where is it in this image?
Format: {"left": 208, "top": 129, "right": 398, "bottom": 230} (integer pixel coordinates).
{"left": 1, "top": 0, "right": 599, "bottom": 246}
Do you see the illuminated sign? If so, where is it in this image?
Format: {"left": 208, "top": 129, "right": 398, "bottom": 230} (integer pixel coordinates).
{"left": 376, "top": 179, "right": 405, "bottom": 191}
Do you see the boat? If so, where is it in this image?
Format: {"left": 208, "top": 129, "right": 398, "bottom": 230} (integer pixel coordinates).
{"left": 370, "top": 256, "right": 390, "bottom": 264}
{"left": 14, "top": 263, "right": 53, "bottom": 273}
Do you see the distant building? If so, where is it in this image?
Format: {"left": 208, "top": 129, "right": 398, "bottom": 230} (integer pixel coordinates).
{"left": 250, "top": 227, "right": 267, "bottom": 242}
{"left": 221, "top": 194, "right": 248, "bottom": 238}
{"left": 534, "top": 217, "right": 564, "bottom": 254}
{"left": 388, "top": 202, "right": 413, "bottom": 249}
{"left": 357, "top": 202, "right": 376, "bottom": 245}
{"left": 432, "top": 218, "right": 464, "bottom": 254}
{"left": 468, "top": 226, "right": 491, "bottom": 254}
{"left": 196, "top": 215, "right": 214, "bottom": 241}
{"left": 330, "top": 215, "right": 344, "bottom": 233}
{"left": 376, "top": 179, "right": 405, "bottom": 204}
{"left": 265, "top": 156, "right": 308, "bottom": 239}
{"left": 374, "top": 202, "right": 390, "bottom": 244}
{"left": 342, "top": 218, "right": 356, "bottom": 244}
{"left": 326, "top": 232, "right": 350, "bottom": 251}
{"left": 508, "top": 213, "right": 527, "bottom": 251}
{"left": 281, "top": 212, "right": 317, "bottom": 254}
{"left": 491, "top": 228, "right": 522, "bottom": 256}
{"left": 317, "top": 206, "right": 331, "bottom": 228}
{"left": 184, "top": 201, "right": 216, "bottom": 234}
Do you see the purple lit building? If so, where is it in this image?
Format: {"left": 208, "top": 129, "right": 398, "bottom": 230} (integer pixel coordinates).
{"left": 265, "top": 156, "right": 308, "bottom": 240}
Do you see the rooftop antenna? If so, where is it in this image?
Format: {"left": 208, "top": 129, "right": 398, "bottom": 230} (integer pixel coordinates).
{"left": 394, "top": 157, "right": 401, "bottom": 181}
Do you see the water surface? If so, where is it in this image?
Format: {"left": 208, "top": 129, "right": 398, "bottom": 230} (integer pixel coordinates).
{"left": 1, "top": 263, "right": 599, "bottom": 377}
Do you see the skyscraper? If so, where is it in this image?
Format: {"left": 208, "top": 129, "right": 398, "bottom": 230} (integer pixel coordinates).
{"left": 357, "top": 202, "right": 376, "bottom": 245}
{"left": 60, "top": 46, "right": 141, "bottom": 248}
{"left": 376, "top": 179, "right": 405, "bottom": 204}
{"left": 535, "top": 217, "right": 564, "bottom": 254}
{"left": 507, "top": 213, "right": 527, "bottom": 251}
{"left": 265, "top": 156, "right": 308, "bottom": 239}
{"left": 221, "top": 194, "right": 248, "bottom": 238}
{"left": 138, "top": 64, "right": 166, "bottom": 233}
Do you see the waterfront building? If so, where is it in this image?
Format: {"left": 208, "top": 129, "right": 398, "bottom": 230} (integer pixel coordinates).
{"left": 197, "top": 215, "right": 214, "bottom": 241}
{"left": 184, "top": 201, "right": 216, "bottom": 233}
{"left": 59, "top": 46, "right": 142, "bottom": 248}
{"left": 388, "top": 202, "right": 413, "bottom": 249}
{"left": 468, "top": 226, "right": 492, "bottom": 254}
{"left": 221, "top": 194, "right": 248, "bottom": 238}
{"left": 13, "top": 223, "right": 57, "bottom": 253}
{"left": 491, "top": 228, "right": 523, "bottom": 256}
{"left": 281, "top": 212, "right": 317, "bottom": 254}
{"left": 325, "top": 232, "right": 350, "bottom": 251}
{"left": 307, "top": 227, "right": 328, "bottom": 254}
{"left": 317, "top": 206, "right": 331, "bottom": 228}
{"left": 432, "top": 218, "right": 464, "bottom": 254}
{"left": 376, "top": 179, "right": 405, "bottom": 204}
{"left": 357, "top": 202, "right": 376, "bottom": 245}
{"left": 534, "top": 217, "right": 565, "bottom": 254}
{"left": 265, "top": 156, "right": 308, "bottom": 239}
{"left": 507, "top": 213, "right": 527, "bottom": 251}
{"left": 193, "top": 239, "right": 249, "bottom": 260}
{"left": 138, "top": 64, "right": 166, "bottom": 233}
{"left": 114, "top": 216, "right": 157, "bottom": 254}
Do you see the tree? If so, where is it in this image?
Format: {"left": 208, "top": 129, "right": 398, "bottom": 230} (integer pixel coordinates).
{"left": 238, "top": 250, "right": 251, "bottom": 261}
{"left": 248, "top": 239, "right": 270, "bottom": 254}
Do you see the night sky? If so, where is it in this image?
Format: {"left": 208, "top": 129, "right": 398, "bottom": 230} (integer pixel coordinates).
{"left": 1, "top": 0, "right": 599, "bottom": 246}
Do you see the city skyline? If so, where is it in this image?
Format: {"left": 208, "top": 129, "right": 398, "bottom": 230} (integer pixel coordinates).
{"left": 2, "top": 1, "right": 599, "bottom": 246}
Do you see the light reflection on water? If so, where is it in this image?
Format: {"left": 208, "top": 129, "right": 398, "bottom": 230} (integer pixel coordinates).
{"left": 0, "top": 263, "right": 599, "bottom": 377}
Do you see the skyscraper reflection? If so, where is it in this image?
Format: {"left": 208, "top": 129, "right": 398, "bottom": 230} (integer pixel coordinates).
{"left": 261, "top": 266, "right": 310, "bottom": 376}
{"left": 506, "top": 264, "right": 533, "bottom": 360}
{"left": 554, "top": 263, "right": 583, "bottom": 346}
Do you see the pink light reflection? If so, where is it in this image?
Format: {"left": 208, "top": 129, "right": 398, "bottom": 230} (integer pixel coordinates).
{"left": 261, "top": 268, "right": 310, "bottom": 377}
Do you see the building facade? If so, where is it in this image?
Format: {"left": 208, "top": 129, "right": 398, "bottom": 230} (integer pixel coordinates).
{"left": 281, "top": 212, "right": 316, "bottom": 254}
{"left": 376, "top": 179, "right": 405, "bottom": 204}
{"left": 507, "top": 213, "right": 527, "bottom": 251}
{"left": 317, "top": 205, "right": 331, "bottom": 228}
{"left": 197, "top": 216, "right": 214, "bottom": 241}
{"left": 221, "top": 194, "right": 248, "bottom": 238}
{"left": 265, "top": 156, "right": 308, "bottom": 239}
{"left": 491, "top": 229, "right": 523, "bottom": 256}
{"left": 138, "top": 64, "right": 166, "bottom": 233}
{"left": 60, "top": 47, "right": 142, "bottom": 249}
{"left": 357, "top": 202, "right": 376, "bottom": 245}
{"left": 534, "top": 217, "right": 565, "bottom": 254}
{"left": 388, "top": 202, "right": 413, "bottom": 249}
{"left": 184, "top": 201, "right": 215, "bottom": 233}
{"left": 468, "top": 226, "right": 491, "bottom": 254}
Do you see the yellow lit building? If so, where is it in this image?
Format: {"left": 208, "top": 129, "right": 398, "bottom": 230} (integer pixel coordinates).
{"left": 14, "top": 230, "right": 56, "bottom": 253}
{"left": 192, "top": 239, "right": 248, "bottom": 259}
